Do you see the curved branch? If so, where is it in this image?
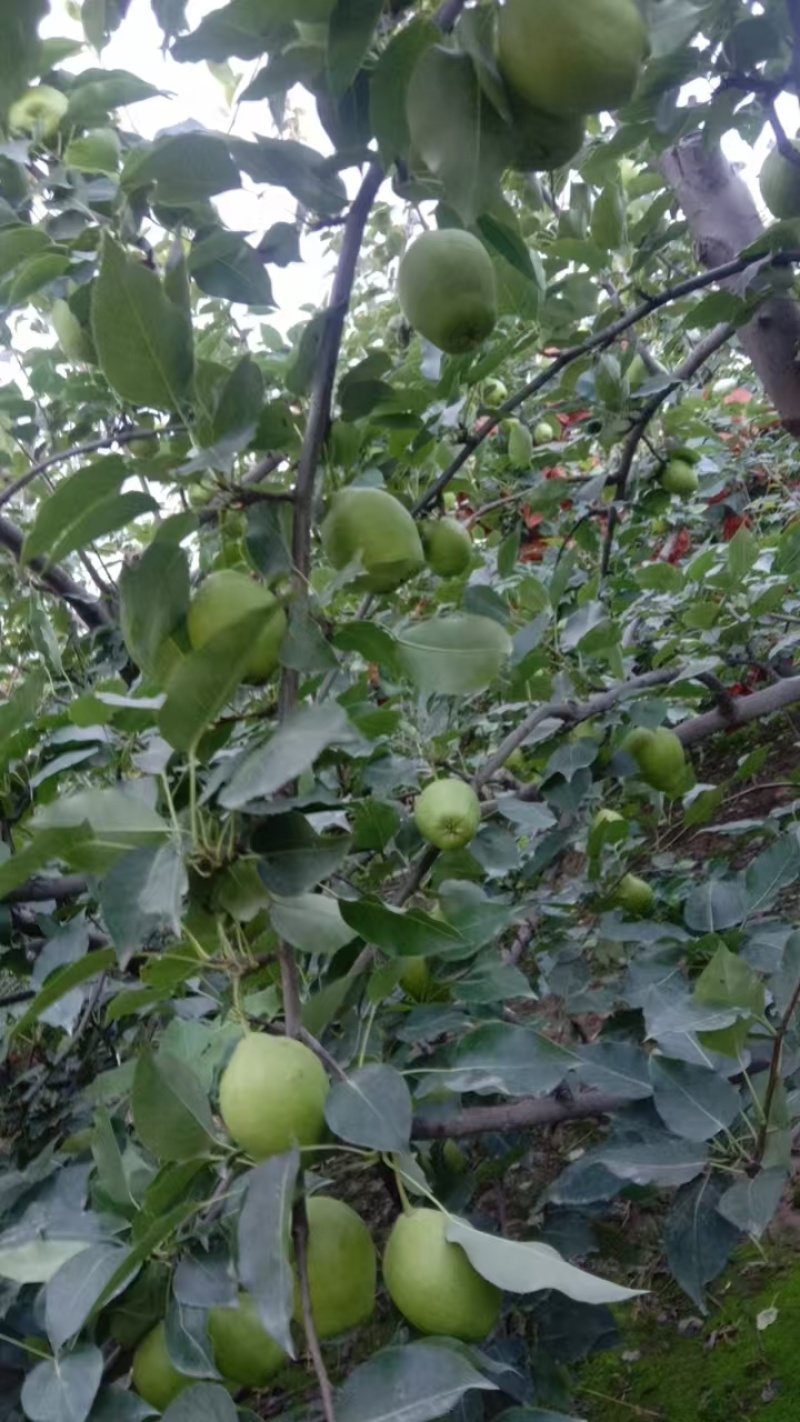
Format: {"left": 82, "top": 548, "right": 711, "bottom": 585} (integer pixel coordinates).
{"left": 414, "top": 248, "right": 800, "bottom": 515}
{"left": 3, "top": 875, "right": 88, "bottom": 905}
{"left": 0, "top": 515, "right": 111, "bottom": 630}
{"left": 0, "top": 425, "right": 180, "bottom": 513}
{"left": 412, "top": 1089, "right": 627, "bottom": 1139}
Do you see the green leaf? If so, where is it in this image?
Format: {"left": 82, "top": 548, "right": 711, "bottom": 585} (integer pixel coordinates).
{"left": 0, "top": 1238, "right": 93, "bottom": 1285}
{"left": 650, "top": 1056, "right": 741, "bottom": 1141}
{"left": 66, "top": 69, "right": 161, "bottom": 125}
{"left": 91, "top": 233, "right": 194, "bottom": 411}
{"left": 254, "top": 813, "right": 352, "bottom": 896}
{"left": 270, "top": 893, "right": 357, "bottom": 955}
{"left": 694, "top": 943, "right": 764, "bottom": 1017}
{"left": 121, "top": 131, "right": 240, "bottom": 203}
{"left": 45, "top": 1244, "right": 133, "bottom": 1352}
{"left": 232, "top": 137, "right": 347, "bottom": 217}
{"left": 161, "top": 1385, "right": 238, "bottom": 1422}
{"left": 370, "top": 18, "right": 437, "bottom": 168}
{"left": 159, "top": 609, "right": 270, "bottom": 752}
{"left": 422, "top": 1023, "right": 575, "bottom": 1098}
{"left": 220, "top": 703, "right": 355, "bottom": 808}
{"left": 0, "top": 225, "right": 52, "bottom": 277}
{"left": 325, "top": 1065, "right": 412, "bottom": 1153}
{"left": 596, "top": 1140, "right": 708, "bottom": 1188}
{"left": 574, "top": 1042, "right": 653, "bottom": 1100}
{"left": 21, "top": 1344, "right": 103, "bottom": 1422}
{"left": 717, "top": 1167, "right": 785, "bottom": 1239}
{"left": 397, "top": 615, "right": 512, "bottom": 695}
{"left": 446, "top": 1217, "right": 641, "bottom": 1303}
{"left": 23, "top": 459, "right": 157, "bottom": 566}
{"left": 119, "top": 541, "right": 190, "bottom": 681}
{"left": 338, "top": 899, "right": 462, "bottom": 958}
{"left": 337, "top": 1342, "right": 497, "bottom": 1422}
{"left": 665, "top": 1174, "right": 740, "bottom": 1312}
{"left": 238, "top": 1153, "right": 299, "bottom": 1358}
{"left": 11, "top": 950, "right": 116, "bottom": 1039}
{"left": 100, "top": 844, "right": 187, "bottom": 962}
{"left": 727, "top": 522, "right": 758, "bottom": 579}
{"left": 188, "top": 228, "right": 274, "bottom": 307}
{"left": 328, "top": 0, "right": 384, "bottom": 98}
{"left": 132, "top": 1049, "right": 216, "bottom": 1161}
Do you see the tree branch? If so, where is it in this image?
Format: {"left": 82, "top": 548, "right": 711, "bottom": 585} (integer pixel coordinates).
{"left": 674, "top": 673, "right": 800, "bottom": 745}
{"left": 280, "top": 162, "right": 384, "bottom": 719}
{"left": 0, "top": 514, "right": 111, "bottom": 630}
{"left": 414, "top": 249, "right": 800, "bottom": 515}
{"left": 756, "top": 971, "right": 800, "bottom": 1163}
{"left": 2, "top": 875, "right": 88, "bottom": 905}
{"left": 412, "top": 1089, "right": 628, "bottom": 1139}
{"left": 0, "top": 425, "right": 180, "bottom": 512}
{"left": 293, "top": 1197, "right": 337, "bottom": 1422}
{"left": 599, "top": 321, "right": 735, "bottom": 577}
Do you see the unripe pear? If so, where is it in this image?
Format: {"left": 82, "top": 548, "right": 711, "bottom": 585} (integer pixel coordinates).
{"left": 421, "top": 518, "right": 472, "bottom": 577}
{"left": 534, "top": 420, "right": 557, "bottom": 446}
{"left": 615, "top": 872, "right": 654, "bottom": 916}
{"left": 8, "top": 85, "right": 68, "bottom": 138}
{"left": 208, "top": 1294, "right": 285, "bottom": 1388}
{"left": 508, "top": 419, "right": 533, "bottom": 466}
{"left": 415, "top": 778, "right": 481, "bottom": 851}
{"left": 132, "top": 1324, "right": 192, "bottom": 1411}
{"left": 760, "top": 143, "right": 800, "bottom": 220}
{"left": 383, "top": 1208, "right": 502, "bottom": 1340}
{"left": 321, "top": 487, "right": 424, "bottom": 593}
{"left": 187, "top": 570, "right": 287, "bottom": 684}
{"left": 661, "top": 459, "right": 699, "bottom": 498}
{"left": 497, "top": 0, "right": 649, "bottom": 117}
{"left": 219, "top": 1034, "right": 329, "bottom": 1160}
{"left": 398, "top": 230, "right": 497, "bottom": 355}
{"left": 297, "top": 1196, "right": 377, "bottom": 1339}
{"left": 625, "top": 727, "right": 687, "bottom": 795}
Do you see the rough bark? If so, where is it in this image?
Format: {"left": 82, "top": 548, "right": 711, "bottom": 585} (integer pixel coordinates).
{"left": 661, "top": 134, "right": 800, "bottom": 434}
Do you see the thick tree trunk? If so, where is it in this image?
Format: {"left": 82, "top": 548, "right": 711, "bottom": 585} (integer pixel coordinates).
{"left": 661, "top": 133, "right": 800, "bottom": 434}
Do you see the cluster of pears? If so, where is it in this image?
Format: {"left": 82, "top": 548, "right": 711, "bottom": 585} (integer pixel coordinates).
{"left": 132, "top": 1031, "right": 504, "bottom": 1407}
{"left": 321, "top": 485, "right": 472, "bottom": 591}
{"left": 398, "top": 0, "right": 650, "bottom": 354}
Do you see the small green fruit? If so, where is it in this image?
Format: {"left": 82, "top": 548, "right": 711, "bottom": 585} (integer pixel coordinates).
{"left": 415, "top": 778, "right": 481, "bottom": 851}
{"left": 421, "top": 518, "right": 472, "bottom": 577}
{"left": 534, "top": 420, "right": 557, "bottom": 446}
{"left": 478, "top": 378, "right": 508, "bottom": 406}
{"left": 442, "top": 1139, "right": 468, "bottom": 1173}
{"left": 507, "top": 99, "right": 585, "bottom": 172}
{"left": 498, "top": 0, "right": 648, "bottom": 117}
{"left": 399, "top": 955, "right": 432, "bottom": 1001}
{"left": 625, "top": 727, "right": 687, "bottom": 795}
{"left": 321, "top": 487, "right": 424, "bottom": 593}
{"left": 589, "top": 806, "right": 625, "bottom": 854}
{"left": 208, "top": 1294, "right": 285, "bottom": 1389}
{"left": 8, "top": 85, "right": 68, "bottom": 138}
{"left": 132, "top": 1323, "right": 192, "bottom": 1412}
{"left": 398, "top": 230, "right": 497, "bottom": 355}
{"left": 615, "top": 872, "right": 654, "bottom": 916}
{"left": 219, "top": 1034, "right": 330, "bottom": 1160}
{"left": 759, "top": 143, "right": 800, "bottom": 219}
{"left": 661, "top": 459, "right": 699, "bottom": 498}
{"left": 127, "top": 415, "right": 158, "bottom": 458}
{"left": 508, "top": 419, "right": 533, "bottom": 466}
{"left": 187, "top": 570, "right": 287, "bottom": 684}
{"left": 383, "top": 1208, "right": 502, "bottom": 1340}
{"left": 298, "top": 1196, "right": 377, "bottom": 1339}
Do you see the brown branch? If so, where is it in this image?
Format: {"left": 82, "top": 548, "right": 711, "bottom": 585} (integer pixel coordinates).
{"left": 674, "top": 673, "right": 800, "bottom": 746}
{"left": 280, "top": 161, "right": 384, "bottom": 719}
{"left": 298, "top": 1027, "right": 348, "bottom": 1081}
{"left": 0, "top": 514, "right": 111, "bottom": 630}
{"left": 279, "top": 944, "right": 302, "bottom": 1039}
{"left": 412, "top": 1089, "right": 627, "bottom": 1139}
{"left": 413, "top": 249, "right": 800, "bottom": 515}
{"left": 2, "top": 875, "right": 88, "bottom": 905}
{"left": 293, "top": 1197, "right": 337, "bottom": 1422}
{"left": 756, "top": 973, "right": 800, "bottom": 1162}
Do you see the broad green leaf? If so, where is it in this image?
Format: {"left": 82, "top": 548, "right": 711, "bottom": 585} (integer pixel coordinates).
{"left": 159, "top": 609, "right": 271, "bottom": 752}
{"left": 162, "top": 1384, "right": 238, "bottom": 1422}
{"left": 597, "top": 1140, "right": 708, "bottom": 1188}
{"left": 650, "top": 1056, "right": 740, "bottom": 1141}
{"left": 121, "top": 131, "right": 240, "bottom": 202}
{"left": 220, "top": 703, "right": 355, "bottom": 808}
{"left": 231, "top": 136, "right": 347, "bottom": 217}
{"left": 370, "top": 18, "right": 438, "bottom": 167}
{"left": 21, "top": 1344, "right": 103, "bottom": 1422}
{"left": 46, "top": 1244, "right": 133, "bottom": 1352}
{"left": 23, "top": 463, "right": 156, "bottom": 566}
{"left": 694, "top": 942, "right": 764, "bottom": 1016}
{"left": 11, "top": 950, "right": 116, "bottom": 1039}
{"left": 238, "top": 1153, "right": 299, "bottom": 1358}
{"left": 66, "top": 70, "right": 161, "bottom": 125}
{"left": 337, "top": 1342, "right": 497, "bottom": 1422}
{"left": 33, "top": 786, "right": 169, "bottom": 843}
{"left": 325, "top": 1065, "right": 412, "bottom": 1153}
{"left": 574, "top": 1042, "right": 653, "bottom": 1100}
{"left": 717, "top": 1167, "right": 785, "bottom": 1239}
{"left": 397, "top": 615, "right": 512, "bottom": 695}
{"left": 420, "top": 1024, "right": 575, "bottom": 1098}
{"left": 100, "top": 844, "right": 187, "bottom": 961}
{"left": 338, "top": 899, "right": 462, "bottom": 957}
{"left": 119, "top": 541, "right": 190, "bottom": 681}
{"left": 0, "top": 225, "right": 52, "bottom": 277}
{"left": 188, "top": 228, "right": 274, "bottom": 306}
{"left": 664, "top": 1175, "right": 740, "bottom": 1312}
{"left": 328, "top": 0, "right": 384, "bottom": 97}
{"left": 254, "top": 813, "right": 352, "bottom": 896}
{"left": 0, "top": 1238, "right": 91, "bottom": 1285}
{"left": 132, "top": 1049, "right": 216, "bottom": 1161}
{"left": 270, "top": 893, "right": 357, "bottom": 955}
{"left": 447, "top": 1218, "right": 641, "bottom": 1303}
{"left": 91, "top": 233, "right": 194, "bottom": 411}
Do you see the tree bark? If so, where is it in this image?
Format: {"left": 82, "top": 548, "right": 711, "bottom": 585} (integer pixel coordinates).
{"left": 661, "top": 134, "right": 800, "bottom": 434}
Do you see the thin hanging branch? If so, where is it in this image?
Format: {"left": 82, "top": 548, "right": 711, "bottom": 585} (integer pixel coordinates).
{"left": 0, "top": 514, "right": 111, "bottom": 630}
{"left": 755, "top": 971, "right": 800, "bottom": 1163}
{"left": 0, "top": 424, "right": 182, "bottom": 512}
{"left": 413, "top": 249, "right": 800, "bottom": 516}
{"left": 293, "top": 1199, "right": 337, "bottom": 1422}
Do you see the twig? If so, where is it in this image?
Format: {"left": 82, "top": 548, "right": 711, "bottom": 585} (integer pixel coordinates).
{"left": 298, "top": 1026, "right": 349, "bottom": 1081}
{"left": 412, "top": 1089, "right": 627, "bottom": 1138}
{"left": 756, "top": 972, "right": 800, "bottom": 1163}
{"left": 2, "top": 875, "right": 88, "bottom": 905}
{"left": 293, "top": 1197, "right": 337, "bottom": 1422}
{"left": 413, "top": 251, "right": 800, "bottom": 516}
{"left": 280, "top": 162, "right": 384, "bottom": 719}
{"left": 0, "top": 425, "right": 181, "bottom": 512}
{"left": 674, "top": 673, "right": 800, "bottom": 745}
{"left": 279, "top": 944, "right": 302, "bottom": 1039}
